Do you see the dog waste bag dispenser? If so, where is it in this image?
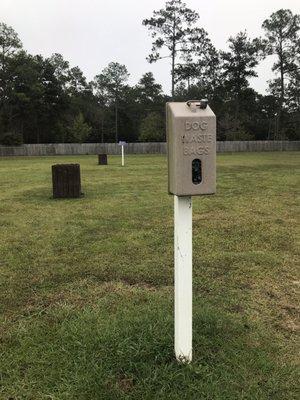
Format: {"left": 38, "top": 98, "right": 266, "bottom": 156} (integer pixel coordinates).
{"left": 167, "top": 100, "right": 216, "bottom": 196}
{"left": 167, "top": 99, "right": 216, "bottom": 363}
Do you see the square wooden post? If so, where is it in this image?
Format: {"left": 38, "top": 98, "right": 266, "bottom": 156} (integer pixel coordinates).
{"left": 98, "top": 154, "right": 108, "bottom": 165}
{"left": 52, "top": 164, "right": 82, "bottom": 198}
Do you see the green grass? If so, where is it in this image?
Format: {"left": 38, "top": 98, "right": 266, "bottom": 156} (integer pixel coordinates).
{"left": 0, "top": 152, "right": 299, "bottom": 400}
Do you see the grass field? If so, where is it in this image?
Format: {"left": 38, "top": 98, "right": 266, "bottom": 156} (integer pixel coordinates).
{"left": 0, "top": 152, "right": 299, "bottom": 400}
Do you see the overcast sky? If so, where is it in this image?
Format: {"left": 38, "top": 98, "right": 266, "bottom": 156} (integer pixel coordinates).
{"left": 1, "top": 0, "right": 299, "bottom": 95}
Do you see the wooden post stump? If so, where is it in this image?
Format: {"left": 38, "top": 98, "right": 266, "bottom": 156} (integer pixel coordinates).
{"left": 98, "top": 154, "right": 108, "bottom": 165}
{"left": 52, "top": 164, "right": 82, "bottom": 198}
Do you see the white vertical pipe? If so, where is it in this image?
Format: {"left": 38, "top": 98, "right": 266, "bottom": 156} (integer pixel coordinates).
{"left": 174, "top": 195, "right": 192, "bottom": 363}
{"left": 121, "top": 145, "right": 124, "bottom": 166}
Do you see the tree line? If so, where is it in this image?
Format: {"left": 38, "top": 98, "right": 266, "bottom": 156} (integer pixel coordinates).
{"left": 0, "top": 0, "right": 299, "bottom": 145}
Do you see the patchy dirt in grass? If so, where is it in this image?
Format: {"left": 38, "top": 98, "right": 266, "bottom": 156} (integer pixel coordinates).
{"left": 1, "top": 279, "right": 173, "bottom": 323}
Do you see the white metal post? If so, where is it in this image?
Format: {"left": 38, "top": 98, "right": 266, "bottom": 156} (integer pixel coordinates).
{"left": 121, "top": 145, "right": 124, "bottom": 166}
{"left": 174, "top": 195, "right": 192, "bottom": 363}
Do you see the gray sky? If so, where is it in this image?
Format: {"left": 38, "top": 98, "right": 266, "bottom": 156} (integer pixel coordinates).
{"left": 1, "top": 0, "right": 299, "bottom": 95}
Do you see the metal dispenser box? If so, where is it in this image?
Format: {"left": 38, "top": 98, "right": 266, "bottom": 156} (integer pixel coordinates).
{"left": 167, "top": 100, "right": 216, "bottom": 196}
